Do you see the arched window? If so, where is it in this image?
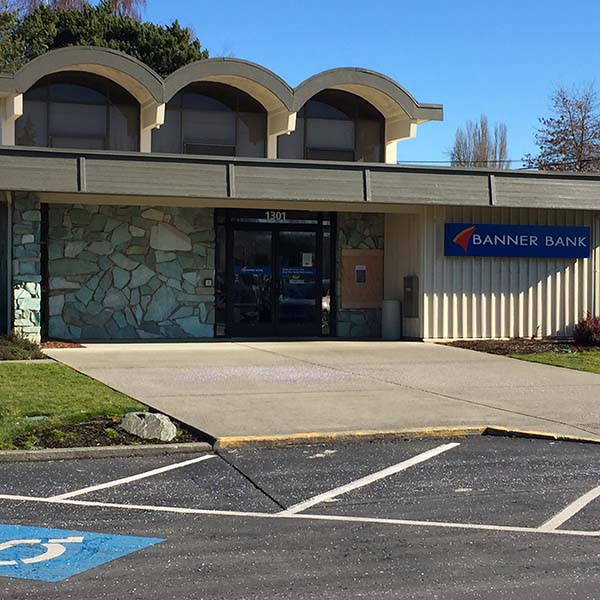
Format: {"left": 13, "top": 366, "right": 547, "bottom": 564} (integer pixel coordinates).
{"left": 15, "top": 72, "right": 140, "bottom": 151}
{"left": 153, "top": 82, "right": 267, "bottom": 157}
{"left": 278, "top": 89, "right": 384, "bottom": 162}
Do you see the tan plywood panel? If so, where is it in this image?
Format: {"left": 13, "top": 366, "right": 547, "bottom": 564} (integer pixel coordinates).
{"left": 341, "top": 249, "right": 384, "bottom": 309}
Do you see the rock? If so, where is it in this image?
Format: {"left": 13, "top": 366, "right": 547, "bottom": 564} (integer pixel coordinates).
{"left": 142, "top": 208, "right": 164, "bottom": 221}
{"left": 145, "top": 286, "right": 177, "bottom": 322}
{"left": 18, "top": 296, "right": 41, "bottom": 310}
{"left": 129, "top": 264, "right": 155, "bottom": 288}
{"left": 75, "top": 286, "right": 93, "bottom": 306}
{"left": 111, "top": 252, "right": 138, "bottom": 271}
{"left": 104, "top": 288, "right": 129, "bottom": 310}
{"left": 49, "top": 294, "right": 65, "bottom": 316}
{"left": 68, "top": 208, "right": 91, "bottom": 226}
{"left": 89, "top": 214, "right": 107, "bottom": 232}
{"left": 51, "top": 259, "right": 98, "bottom": 276}
{"left": 150, "top": 222, "right": 192, "bottom": 252}
{"left": 155, "top": 251, "right": 176, "bottom": 263}
{"left": 176, "top": 316, "right": 213, "bottom": 337}
{"left": 111, "top": 223, "right": 131, "bottom": 246}
{"left": 88, "top": 240, "right": 113, "bottom": 255}
{"left": 49, "top": 277, "right": 80, "bottom": 290}
{"left": 22, "top": 210, "right": 41, "bottom": 222}
{"left": 129, "top": 225, "right": 145, "bottom": 237}
{"left": 65, "top": 241, "right": 87, "bottom": 258}
{"left": 113, "top": 267, "right": 130, "bottom": 289}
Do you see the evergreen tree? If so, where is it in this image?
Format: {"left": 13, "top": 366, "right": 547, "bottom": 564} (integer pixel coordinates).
{"left": 0, "top": 1, "right": 208, "bottom": 76}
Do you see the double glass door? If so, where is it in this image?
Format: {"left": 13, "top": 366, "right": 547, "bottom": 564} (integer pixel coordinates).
{"left": 228, "top": 227, "right": 321, "bottom": 337}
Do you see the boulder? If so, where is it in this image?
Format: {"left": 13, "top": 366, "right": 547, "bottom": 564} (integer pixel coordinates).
{"left": 121, "top": 412, "right": 177, "bottom": 442}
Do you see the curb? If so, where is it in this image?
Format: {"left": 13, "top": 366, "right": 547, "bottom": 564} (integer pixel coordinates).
{"left": 0, "top": 442, "right": 213, "bottom": 463}
{"left": 2, "top": 426, "right": 598, "bottom": 460}
{"left": 482, "top": 426, "right": 600, "bottom": 445}
{"left": 214, "top": 426, "right": 487, "bottom": 449}
{"left": 215, "top": 425, "right": 600, "bottom": 449}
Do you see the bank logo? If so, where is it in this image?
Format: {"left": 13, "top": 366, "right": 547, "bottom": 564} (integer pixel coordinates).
{"left": 444, "top": 223, "right": 591, "bottom": 259}
{"left": 452, "top": 225, "right": 476, "bottom": 253}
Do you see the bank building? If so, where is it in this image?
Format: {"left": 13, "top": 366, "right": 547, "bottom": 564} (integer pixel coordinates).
{"left": 0, "top": 47, "right": 598, "bottom": 342}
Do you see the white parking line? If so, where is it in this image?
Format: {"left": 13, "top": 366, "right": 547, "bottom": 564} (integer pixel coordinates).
{"left": 48, "top": 454, "right": 216, "bottom": 500}
{"left": 539, "top": 484, "right": 600, "bottom": 531}
{"left": 279, "top": 442, "right": 460, "bottom": 515}
{"left": 0, "top": 493, "right": 598, "bottom": 538}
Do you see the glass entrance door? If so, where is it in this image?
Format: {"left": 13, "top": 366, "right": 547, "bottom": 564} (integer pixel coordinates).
{"left": 228, "top": 227, "right": 321, "bottom": 337}
{"left": 277, "top": 230, "right": 320, "bottom": 336}
{"left": 230, "top": 229, "right": 274, "bottom": 336}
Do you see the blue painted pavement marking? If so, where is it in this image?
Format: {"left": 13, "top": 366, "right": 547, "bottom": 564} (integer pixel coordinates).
{"left": 0, "top": 524, "right": 164, "bottom": 582}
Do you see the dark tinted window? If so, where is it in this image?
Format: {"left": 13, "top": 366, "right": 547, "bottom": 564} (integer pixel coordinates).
{"left": 153, "top": 82, "right": 267, "bottom": 157}
{"left": 16, "top": 72, "right": 140, "bottom": 151}
{"left": 278, "top": 89, "right": 384, "bottom": 162}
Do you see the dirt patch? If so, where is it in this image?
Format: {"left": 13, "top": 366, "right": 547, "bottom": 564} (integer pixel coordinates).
{"left": 12, "top": 416, "right": 212, "bottom": 450}
{"left": 41, "top": 340, "right": 84, "bottom": 349}
{"left": 443, "top": 338, "right": 599, "bottom": 356}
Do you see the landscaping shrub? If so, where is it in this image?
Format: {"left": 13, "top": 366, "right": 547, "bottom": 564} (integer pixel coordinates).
{"left": 0, "top": 334, "right": 46, "bottom": 361}
{"left": 573, "top": 314, "right": 600, "bottom": 346}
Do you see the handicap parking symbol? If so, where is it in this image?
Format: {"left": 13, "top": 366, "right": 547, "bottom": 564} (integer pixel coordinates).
{"left": 0, "top": 524, "right": 164, "bottom": 582}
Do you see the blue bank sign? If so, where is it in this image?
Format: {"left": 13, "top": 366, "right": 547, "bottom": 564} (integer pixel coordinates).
{"left": 445, "top": 223, "right": 591, "bottom": 258}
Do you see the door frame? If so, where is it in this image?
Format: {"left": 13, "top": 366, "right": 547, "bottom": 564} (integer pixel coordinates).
{"left": 221, "top": 210, "right": 336, "bottom": 338}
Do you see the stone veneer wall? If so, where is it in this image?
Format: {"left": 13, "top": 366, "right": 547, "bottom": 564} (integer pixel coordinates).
{"left": 336, "top": 212, "right": 384, "bottom": 338}
{"left": 48, "top": 204, "right": 215, "bottom": 340}
{"left": 12, "top": 194, "right": 42, "bottom": 341}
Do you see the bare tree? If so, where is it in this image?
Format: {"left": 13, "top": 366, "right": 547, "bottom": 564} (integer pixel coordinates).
{"left": 449, "top": 115, "right": 509, "bottom": 169}
{"left": 110, "top": 0, "right": 146, "bottom": 20}
{"left": 526, "top": 85, "right": 600, "bottom": 172}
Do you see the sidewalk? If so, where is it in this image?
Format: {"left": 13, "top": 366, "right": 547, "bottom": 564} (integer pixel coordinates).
{"left": 45, "top": 341, "right": 600, "bottom": 440}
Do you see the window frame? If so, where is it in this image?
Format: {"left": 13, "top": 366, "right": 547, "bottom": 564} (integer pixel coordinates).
{"left": 279, "top": 89, "right": 385, "bottom": 162}
{"left": 155, "top": 83, "right": 268, "bottom": 157}
{"left": 17, "top": 72, "right": 140, "bottom": 152}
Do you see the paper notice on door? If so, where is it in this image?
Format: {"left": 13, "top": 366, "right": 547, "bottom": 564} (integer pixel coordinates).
{"left": 302, "top": 253, "right": 313, "bottom": 267}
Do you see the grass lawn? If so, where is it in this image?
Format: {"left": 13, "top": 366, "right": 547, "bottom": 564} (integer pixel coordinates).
{"left": 0, "top": 362, "right": 146, "bottom": 449}
{"left": 513, "top": 350, "right": 600, "bottom": 375}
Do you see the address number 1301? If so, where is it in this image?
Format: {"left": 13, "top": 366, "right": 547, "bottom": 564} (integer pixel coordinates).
{"left": 265, "top": 211, "right": 286, "bottom": 221}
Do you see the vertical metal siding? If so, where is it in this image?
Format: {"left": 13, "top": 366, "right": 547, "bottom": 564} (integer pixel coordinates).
{"left": 422, "top": 206, "right": 599, "bottom": 340}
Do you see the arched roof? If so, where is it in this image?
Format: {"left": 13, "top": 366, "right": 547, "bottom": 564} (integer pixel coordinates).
{"left": 163, "top": 58, "right": 294, "bottom": 114}
{"left": 0, "top": 48, "right": 443, "bottom": 127}
{"left": 293, "top": 68, "right": 443, "bottom": 122}
{"left": 7, "top": 47, "right": 163, "bottom": 106}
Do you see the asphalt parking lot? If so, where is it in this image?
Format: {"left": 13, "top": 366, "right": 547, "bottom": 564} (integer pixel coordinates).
{"left": 1, "top": 436, "right": 600, "bottom": 599}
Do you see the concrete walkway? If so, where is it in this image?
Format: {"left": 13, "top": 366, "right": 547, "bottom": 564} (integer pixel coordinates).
{"left": 45, "top": 341, "right": 600, "bottom": 439}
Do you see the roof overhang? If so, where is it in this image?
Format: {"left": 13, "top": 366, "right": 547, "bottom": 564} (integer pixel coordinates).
{"left": 0, "top": 46, "right": 163, "bottom": 107}
{"left": 293, "top": 68, "right": 443, "bottom": 123}
{"left": 0, "top": 146, "right": 598, "bottom": 212}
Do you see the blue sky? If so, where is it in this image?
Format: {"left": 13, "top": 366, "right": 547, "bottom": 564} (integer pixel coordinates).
{"left": 147, "top": 1, "right": 600, "bottom": 166}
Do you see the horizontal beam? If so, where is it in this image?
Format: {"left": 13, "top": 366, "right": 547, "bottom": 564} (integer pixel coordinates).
{"left": 0, "top": 146, "right": 600, "bottom": 211}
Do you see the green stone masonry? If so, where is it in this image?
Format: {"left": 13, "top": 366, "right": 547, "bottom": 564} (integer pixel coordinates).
{"left": 47, "top": 204, "right": 215, "bottom": 340}
{"left": 12, "top": 194, "right": 42, "bottom": 341}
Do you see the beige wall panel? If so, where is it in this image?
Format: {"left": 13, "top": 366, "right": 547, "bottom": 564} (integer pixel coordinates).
{"left": 384, "top": 212, "right": 423, "bottom": 337}
{"left": 421, "top": 206, "right": 599, "bottom": 340}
